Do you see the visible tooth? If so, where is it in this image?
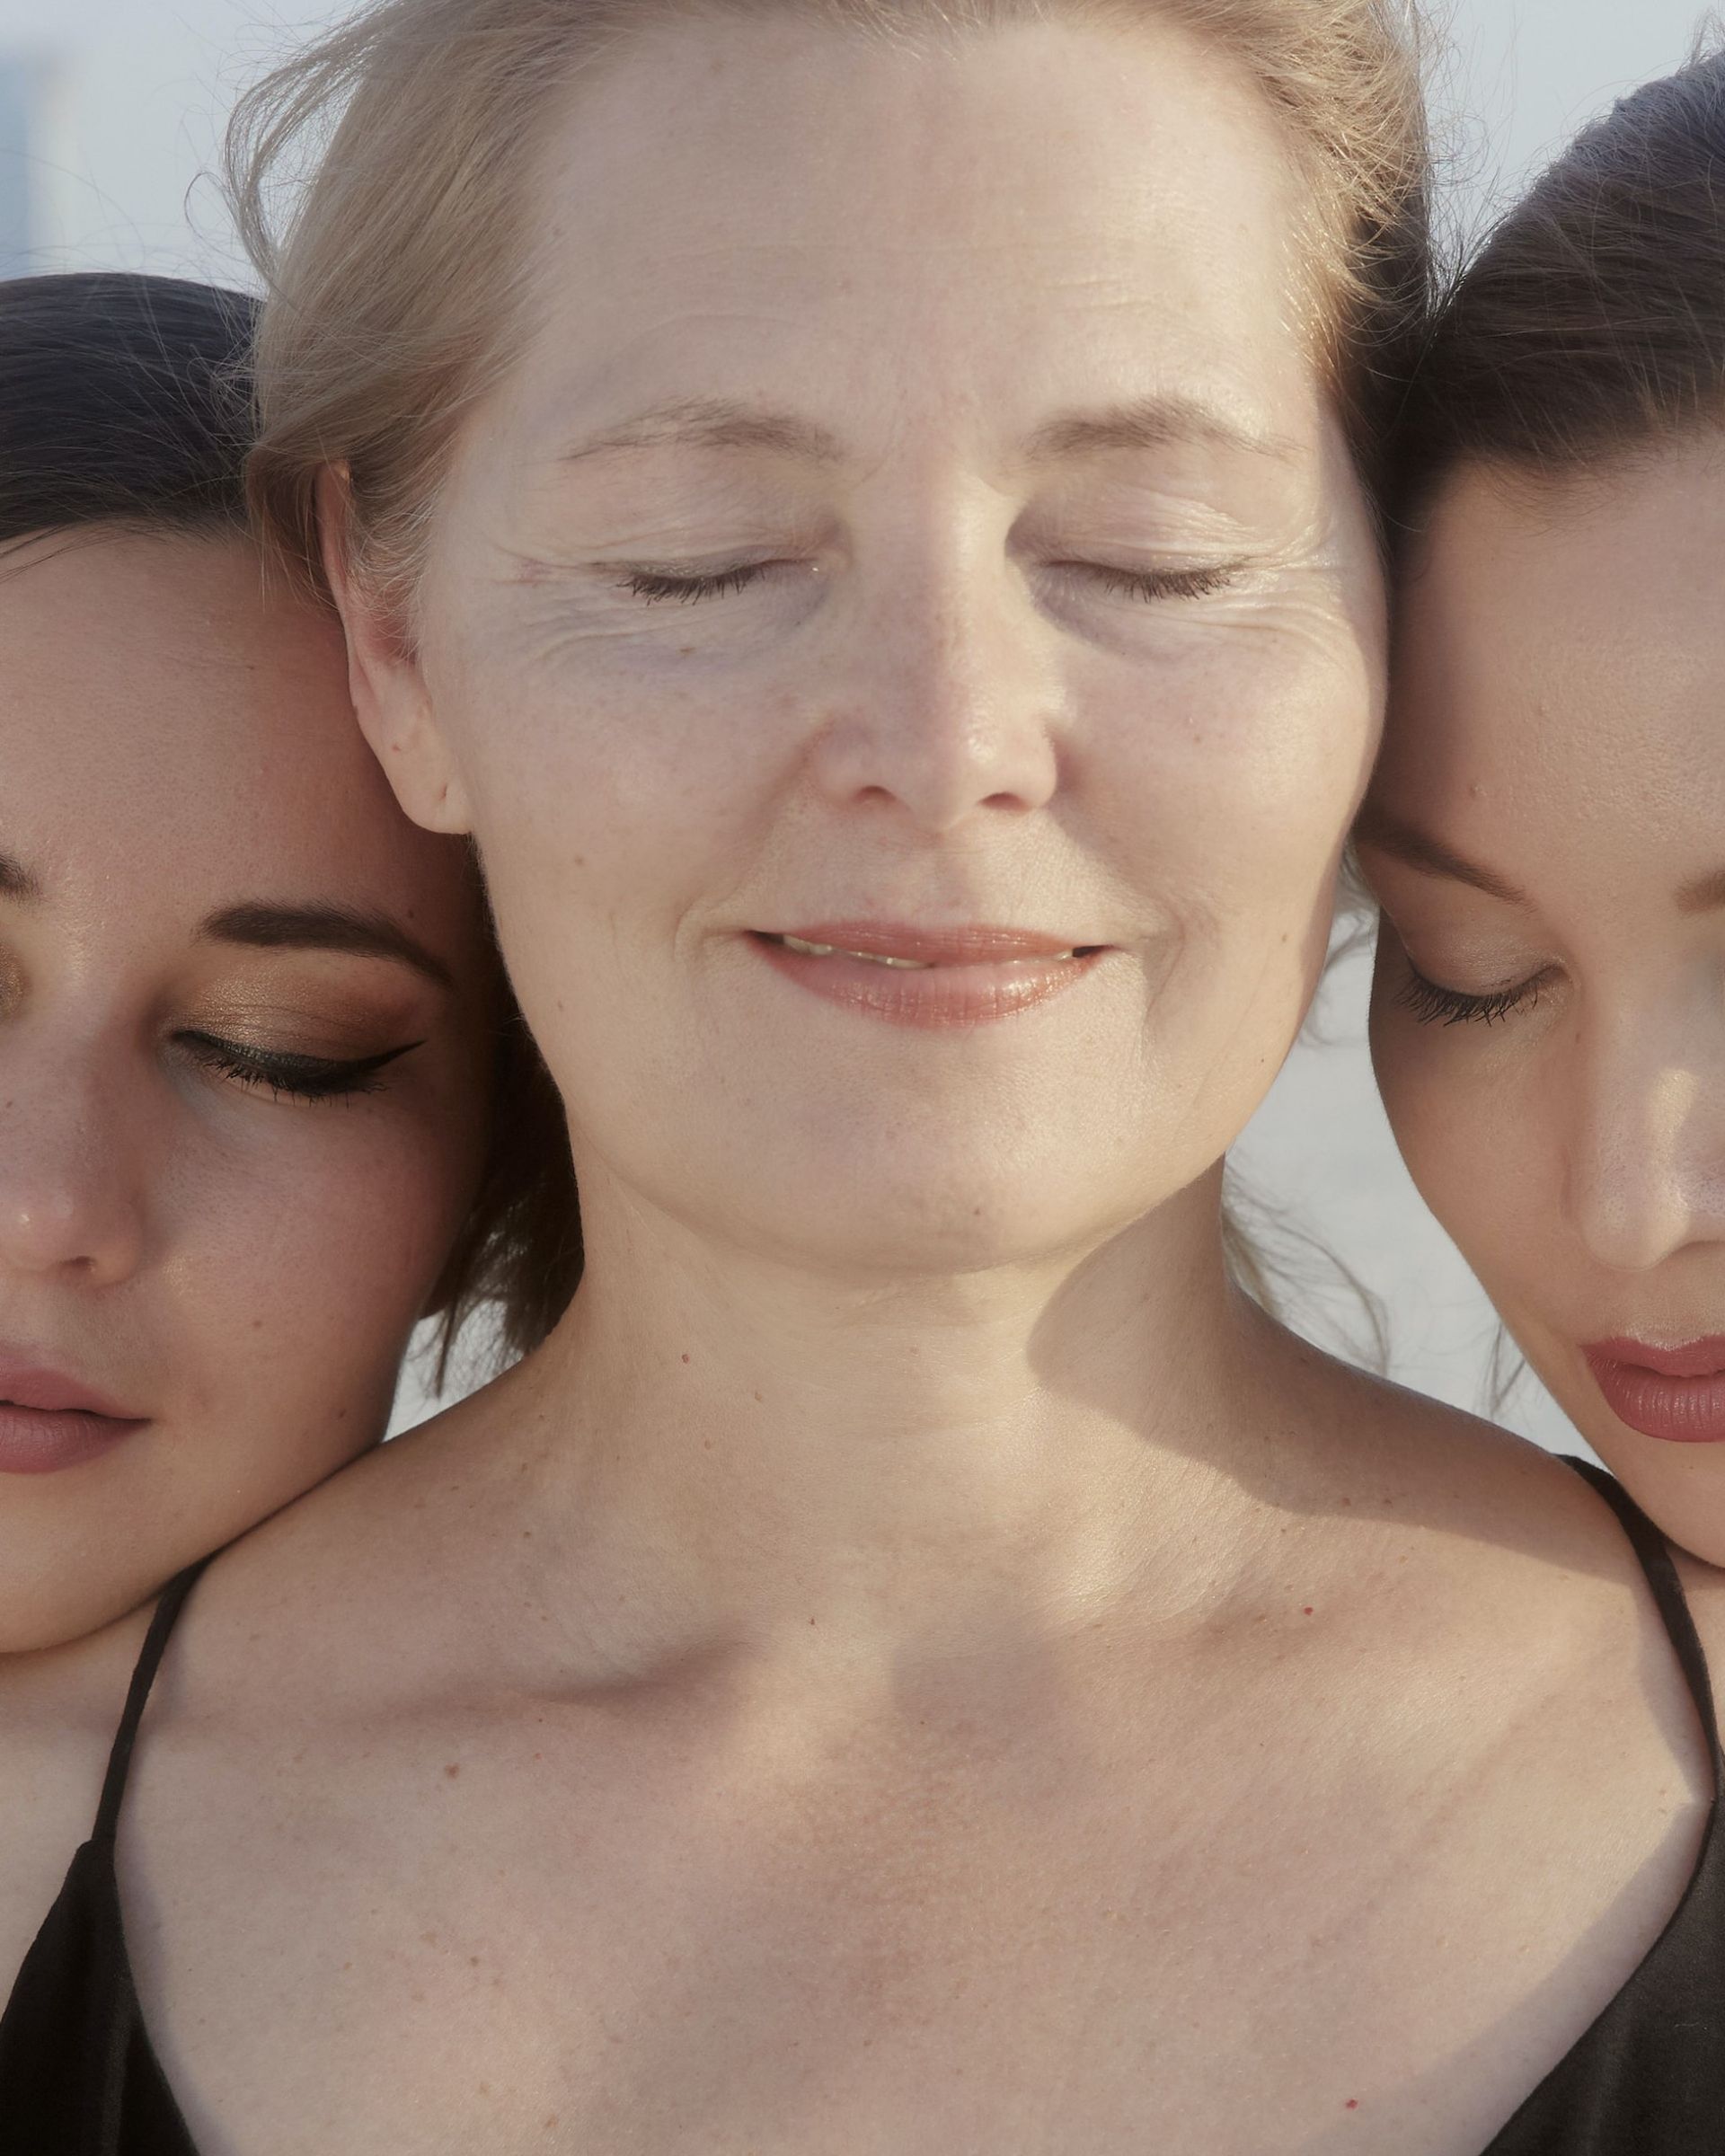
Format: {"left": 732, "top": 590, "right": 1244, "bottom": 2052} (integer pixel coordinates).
{"left": 777, "top": 936, "right": 1083, "bottom": 969}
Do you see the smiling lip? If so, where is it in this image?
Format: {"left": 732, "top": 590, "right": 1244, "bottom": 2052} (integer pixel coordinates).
{"left": 1583, "top": 1338, "right": 1725, "bottom": 1445}
{"left": 0, "top": 1363, "right": 149, "bottom": 1477}
{"left": 753, "top": 921, "right": 1107, "bottom": 1029}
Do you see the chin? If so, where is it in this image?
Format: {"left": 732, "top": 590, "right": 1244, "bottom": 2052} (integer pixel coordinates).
{"left": 0, "top": 1563, "right": 136, "bottom": 1658}
{"left": 733, "top": 1148, "right": 1158, "bottom": 1278}
{"left": 1579, "top": 1429, "right": 1725, "bottom": 1573}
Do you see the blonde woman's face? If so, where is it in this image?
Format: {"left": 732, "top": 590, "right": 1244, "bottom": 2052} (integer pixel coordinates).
{"left": 1367, "top": 446, "right": 1725, "bottom": 1560}
{"left": 357, "top": 14, "right": 1384, "bottom": 1274}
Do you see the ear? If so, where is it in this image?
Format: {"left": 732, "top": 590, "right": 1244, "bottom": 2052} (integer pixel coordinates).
{"left": 317, "top": 465, "right": 473, "bottom": 835}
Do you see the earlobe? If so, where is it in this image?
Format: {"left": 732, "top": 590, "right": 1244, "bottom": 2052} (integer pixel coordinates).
{"left": 315, "top": 464, "right": 473, "bottom": 835}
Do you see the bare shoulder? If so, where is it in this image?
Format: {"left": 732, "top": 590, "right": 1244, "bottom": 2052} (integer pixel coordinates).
{"left": 1275, "top": 1323, "right": 1639, "bottom": 1589}
{"left": 1267, "top": 1345, "right": 1721, "bottom": 1822}
{"left": 159, "top": 1378, "right": 520, "bottom": 1713}
{"left": 1672, "top": 1547, "right": 1725, "bottom": 1696}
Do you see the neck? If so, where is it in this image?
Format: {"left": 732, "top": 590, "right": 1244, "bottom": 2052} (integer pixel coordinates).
{"left": 469, "top": 1165, "right": 1317, "bottom": 1670}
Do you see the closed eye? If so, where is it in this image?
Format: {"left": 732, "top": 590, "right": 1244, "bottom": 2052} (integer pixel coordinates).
{"left": 619, "top": 562, "right": 789, "bottom": 605}
{"left": 1062, "top": 561, "right": 1246, "bottom": 603}
{"left": 178, "top": 1032, "right": 423, "bottom": 1103}
{"left": 616, "top": 559, "right": 1247, "bottom": 607}
{"left": 1396, "top": 963, "right": 1552, "bottom": 1029}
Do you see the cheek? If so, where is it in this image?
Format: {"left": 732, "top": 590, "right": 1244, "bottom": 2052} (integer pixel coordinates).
{"left": 1369, "top": 970, "right": 1554, "bottom": 1310}
{"left": 170, "top": 1106, "right": 478, "bottom": 1415}
{"left": 449, "top": 644, "right": 756, "bottom": 912}
{"left": 1094, "top": 625, "right": 1378, "bottom": 979}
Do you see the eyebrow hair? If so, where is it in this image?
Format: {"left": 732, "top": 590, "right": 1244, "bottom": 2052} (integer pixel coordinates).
{"left": 200, "top": 903, "right": 456, "bottom": 992}
{"left": 1352, "top": 812, "right": 1528, "bottom": 906}
{"left": 1025, "top": 395, "right": 1297, "bottom": 465}
{"left": 561, "top": 393, "right": 1294, "bottom": 472}
{"left": 561, "top": 396, "right": 845, "bottom": 466}
{"left": 0, "top": 851, "right": 40, "bottom": 902}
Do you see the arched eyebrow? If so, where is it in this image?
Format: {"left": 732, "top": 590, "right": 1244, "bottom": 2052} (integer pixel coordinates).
{"left": 1024, "top": 395, "right": 1297, "bottom": 466}
{"left": 0, "top": 865, "right": 452, "bottom": 985}
{"left": 199, "top": 903, "right": 456, "bottom": 992}
{"left": 561, "top": 398, "right": 844, "bottom": 465}
{"left": 559, "top": 393, "right": 1293, "bottom": 469}
{"left": 1352, "top": 812, "right": 1527, "bottom": 906}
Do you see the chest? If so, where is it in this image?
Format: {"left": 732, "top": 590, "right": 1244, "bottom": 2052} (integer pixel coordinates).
{"left": 119, "top": 1664, "right": 1706, "bottom": 2156}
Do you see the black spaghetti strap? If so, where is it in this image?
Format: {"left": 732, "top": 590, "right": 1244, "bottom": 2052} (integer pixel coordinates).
{"left": 91, "top": 1558, "right": 213, "bottom": 1846}
{"left": 1566, "top": 1455, "right": 1725, "bottom": 1781}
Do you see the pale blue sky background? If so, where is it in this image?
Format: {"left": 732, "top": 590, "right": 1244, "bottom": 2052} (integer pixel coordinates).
{"left": 1, "top": 0, "right": 1719, "bottom": 287}
{"left": 0, "top": 0, "right": 1716, "bottom": 1437}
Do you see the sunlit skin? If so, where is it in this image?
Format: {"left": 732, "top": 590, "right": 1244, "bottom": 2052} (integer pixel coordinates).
{"left": 366, "top": 18, "right": 1383, "bottom": 1278}
{"left": 1367, "top": 441, "right": 1725, "bottom": 1563}
{"left": 9, "top": 22, "right": 1725, "bottom": 2156}
{"left": 0, "top": 532, "right": 493, "bottom": 1651}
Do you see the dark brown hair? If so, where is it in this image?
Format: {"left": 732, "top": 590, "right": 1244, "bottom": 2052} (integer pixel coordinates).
{"left": 0, "top": 274, "right": 257, "bottom": 547}
{"left": 0, "top": 272, "right": 579, "bottom": 1374}
{"left": 1400, "top": 40, "right": 1725, "bottom": 508}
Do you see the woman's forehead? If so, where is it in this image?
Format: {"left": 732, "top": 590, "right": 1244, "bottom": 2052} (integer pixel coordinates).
{"left": 0, "top": 535, "right": 470, "bottom": 932}
{"left": 505, "top": 14, "right": 1315, "bottom": 437}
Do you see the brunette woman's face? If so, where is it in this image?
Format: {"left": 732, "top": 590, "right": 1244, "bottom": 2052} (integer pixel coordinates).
{"left": 1367, "top": 445, "right": 1725, "bottom": 1559}
{"left": 352, "top": 15, "right": 1383, "bottom": 1274}
{"left": 0, "top": 533, "right": 491, "bottom": 1651}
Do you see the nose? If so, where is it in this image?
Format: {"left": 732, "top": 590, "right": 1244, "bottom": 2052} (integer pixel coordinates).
{"left": 806, "top": 554, "right": 1062, "bottom": 833}
{"left": 1565, "top": 1008, "right": 1725, "bottom": 1274}
{"left": 0, "top": 1043, "right": 148, "bottom": 1286}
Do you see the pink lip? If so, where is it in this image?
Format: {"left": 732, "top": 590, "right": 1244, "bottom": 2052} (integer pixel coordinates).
{"left": 0, "top": 1362, "right": 148, "bottom": 1476}
{"left": 1583, "top": 1338, "right": 1725, "bottom": 1445}
{"left": 753, "top": 921, "right": 1106, "bottom": 1029}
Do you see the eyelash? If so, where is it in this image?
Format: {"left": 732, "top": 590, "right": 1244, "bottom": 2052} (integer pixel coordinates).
{"left": 622, "top": 566, "right": 775, "bottom": 605}
{"left": 178, "top": 1032, "right": 422, "bottom": 1104}
{"left": 617, "top": 561, "right": 1243, "bottom": 606}
{"left": 1068, "top": 562, "right": 1243, "bottom": 603}
{"left": 1396, "top": 965, "right": 1548, "bottom": 1029}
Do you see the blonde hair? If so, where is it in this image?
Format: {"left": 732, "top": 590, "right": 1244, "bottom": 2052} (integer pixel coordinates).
{"left": 227, "top": 0, "right": 1432, "bottom": 613}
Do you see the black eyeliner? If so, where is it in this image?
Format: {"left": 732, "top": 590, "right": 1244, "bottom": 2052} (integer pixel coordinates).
{"left": 178, "top": 1032, "right": 427, "bottom": 1103}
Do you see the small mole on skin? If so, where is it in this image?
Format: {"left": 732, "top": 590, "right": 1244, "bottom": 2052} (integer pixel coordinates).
{"left": 681, "top": 1352, "right": 691, "bottom": 1364}
{"left": 445, "top": 1763, "right": 461, "bottom": 1779}
{"left": 1346, "top": 2099, "right": 1359, "bottom": 2111}
{"left": 1303, "top": 1607, "right": 1314, "bottom": 1617}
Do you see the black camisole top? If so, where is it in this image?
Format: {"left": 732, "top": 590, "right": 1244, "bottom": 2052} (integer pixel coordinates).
{"left": 2, "top": 1463, "right": 1723, "bottom": 2152}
